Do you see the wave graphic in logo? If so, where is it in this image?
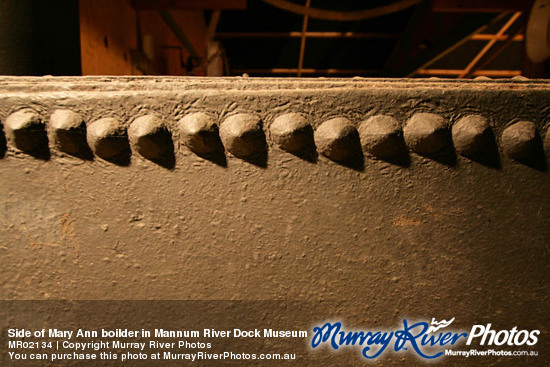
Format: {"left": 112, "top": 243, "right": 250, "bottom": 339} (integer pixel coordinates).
{"left": 427, "top": 318, "right": 455, "bottom": 333}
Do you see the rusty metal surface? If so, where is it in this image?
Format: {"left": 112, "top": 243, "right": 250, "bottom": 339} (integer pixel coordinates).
{"left": 0, "top": 77, "right": 549, "bottom": 365}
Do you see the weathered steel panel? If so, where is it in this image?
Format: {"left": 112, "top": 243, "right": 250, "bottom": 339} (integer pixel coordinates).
{"left": 0, "top": 77, "right": 548, "bottom": 365}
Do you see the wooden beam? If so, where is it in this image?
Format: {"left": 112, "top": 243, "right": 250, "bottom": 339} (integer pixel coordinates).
{"left": 458, "top": 12, "right": 522, "bottom": 78}
{"left": 471, "top": 34, "right": 524, "bottom": 41}
{"left": 232, "top": 68, "right": 378, "bottom": 75}
{"left": 80, "top": 0, "right": 139, "bottom": 75}
{"left": 385, "top": 2, "right": 499, "bottom": 77}
{"left": 406, "top": 13, "right": 508, "bottom": 77}
{"left": 131, "top": 0, "right": 246, "bottom": 10}
{"left": 465, "top": 16, "right": 527, "bottom": 78}
{"left": 206, "top": 10, "right": 221, "bottom": 42}
{"left": 297, "top": 0, "right": 311, "bottom": 78}
{"left": 158, "top": 10, "right": 201, "bottom": 60}
{"left": 416, "top": 69, "right": 521, "bottom": 76}
{"left": 216, "top": 32, "right": 400, "bottom": 39}
{"left": 216, "top": 31, "right": 521, "bottom": 41}
{"left": 432, "top": 0, "right": 532, "bottom": 12}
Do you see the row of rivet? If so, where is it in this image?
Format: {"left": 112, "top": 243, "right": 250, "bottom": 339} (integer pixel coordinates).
{"left": 2, "top": 108, "right": 549, "bottom": 165}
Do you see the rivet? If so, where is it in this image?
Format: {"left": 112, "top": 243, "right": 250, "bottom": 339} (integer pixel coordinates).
{"left": 4, "top": 109, "right": 47, "bottom": 152}
{"left": 358, "top": 115, "right": 402, "bottom": 159}
{"left": 270, "top": 113, "right": 313, "bottom": 154}
{"left": 403, "top": 113, "right": 449, "bottom": 155}
{"left": 219, "top": 113, "right": 265, "bottom": 159}
{"left": 501, "top": 121, "right": 538, "bottom": 160}
{"left": 314, "top": 117, "right": 359, "bottom": 162}
{"left": 179, "top": 112, "right": 221, "bottom": 156}
{"left": 50, "top": 109, "right": 89, "bottom": 157}
{"left": 512, "top": 75, "right": 529, "bottom": 81}
{"left": 86, "top": 118, "right": 130, "bottom": 162}
{"left": 128, "top": 115, "right": 172, "bottom": 161}
{"left": 452, "top": 115, "right": 492, "bottom": 157}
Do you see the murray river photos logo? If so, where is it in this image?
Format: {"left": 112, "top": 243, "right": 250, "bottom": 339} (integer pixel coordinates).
{"left": 311, "top": 318, "right": 540, "bottom": 361}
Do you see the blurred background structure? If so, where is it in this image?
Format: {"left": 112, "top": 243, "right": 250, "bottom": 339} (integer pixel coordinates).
{"left": 0, "top": 0, "right": 548, "bottom": 78}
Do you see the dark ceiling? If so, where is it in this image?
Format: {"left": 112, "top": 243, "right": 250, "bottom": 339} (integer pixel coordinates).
{"left": 210, "top": 0, "right": 542, "bottom": 78}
